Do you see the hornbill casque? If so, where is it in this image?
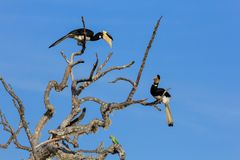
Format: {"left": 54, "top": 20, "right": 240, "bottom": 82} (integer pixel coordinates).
{"left": 49, "top": 28, "right": 113, "bottom": 48}
{"left": 150, "top": 75, "right": 174, "bottom": 127}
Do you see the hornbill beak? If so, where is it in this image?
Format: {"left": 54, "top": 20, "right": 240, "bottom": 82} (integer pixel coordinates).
{"left": 153, "top": 74, "right": 160, "bottom": 83}
{"left": 102, "top": 31, "right": 113, "bottom": 48}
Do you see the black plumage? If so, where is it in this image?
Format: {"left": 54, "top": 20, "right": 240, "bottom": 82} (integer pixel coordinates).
{"left": 49, "top": 28, "right": 113, "bottom": 48}
{"left": 150, "top": 74, "right": 173, "bottom": 127}
{"left": 150, "top": 75, "right": 171, "bottom": 98}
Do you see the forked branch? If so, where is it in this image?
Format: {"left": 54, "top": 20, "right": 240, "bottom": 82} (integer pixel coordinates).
{"left": 0, "top": 17, "right": 163, "bottom": 160}
{"left": 0, "top": 78, "right": 37, "bottom": 159}
{"left": 0, "top": 110, "right": 31, "bottom": 151}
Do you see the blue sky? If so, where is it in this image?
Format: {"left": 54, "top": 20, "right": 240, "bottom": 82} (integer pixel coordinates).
{"left": 0, "top": 0, "right": 240, "bottom": 159}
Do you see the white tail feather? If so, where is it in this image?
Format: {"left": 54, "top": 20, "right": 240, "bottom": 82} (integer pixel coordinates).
{"left": 165, "top": 103, "right": 173, "bottom": 127}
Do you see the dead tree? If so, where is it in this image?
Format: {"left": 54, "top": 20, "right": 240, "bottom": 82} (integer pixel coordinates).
{"left": 0, "top": 16, "right": 163, "bottom": 160}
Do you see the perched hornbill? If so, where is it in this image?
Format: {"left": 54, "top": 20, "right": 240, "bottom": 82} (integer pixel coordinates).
{"left": 49, "top": 28, "right": 113, "bottom": 48}
{"left": 150, "top": 75, "right": 173, "bottom": 127}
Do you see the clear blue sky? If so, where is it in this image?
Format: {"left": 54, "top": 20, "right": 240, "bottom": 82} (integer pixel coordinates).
{"left": 0, "top": 0, "right": 240, "bottom": 159}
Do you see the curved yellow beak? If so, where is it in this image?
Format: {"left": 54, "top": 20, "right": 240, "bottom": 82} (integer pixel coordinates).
{"left": 102, "top": 31, "right": 113, "bottom": 48}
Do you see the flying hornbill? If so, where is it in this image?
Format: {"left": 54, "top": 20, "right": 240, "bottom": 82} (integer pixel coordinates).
{"left": 150, "top": 75, "right": 174, "bottom": 127}
{"left": 49, "top": 28, "right": 113, "bottom": 48}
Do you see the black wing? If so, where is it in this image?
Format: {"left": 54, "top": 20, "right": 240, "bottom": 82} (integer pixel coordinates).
{"left": 68, "top": 28, "right": 94, "bottom": 37}
{"left": 156, "top": 88, "right": 171, "bottom": 97}
{"left": 49, "top": 28, "right": 94, "bottom": 48}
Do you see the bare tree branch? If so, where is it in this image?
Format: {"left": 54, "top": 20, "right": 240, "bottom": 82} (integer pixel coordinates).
{"left": 96, "top": 144, "right": 125, "bottom": 160}
{"left": 96, "top": 52, "right": 113, "bottom": 74}
{"left": 52, "top": 142, "right": 125, "bottom": 160}
{"left": 127, "top": 16, "right": 163, "bottom": 101}
{"left": 67, "top": 108, "right": 86, "bottom": 127}
{"left": 77, "top": 143, "right": 125, "bottom": 160}
{"left": 138, "top": 100, "right": 162, "bottom": 111}
{"left": 76, "top": 142, "right": 104, "bottom": 153}
{"left": 0, "top": 110, "right": 31, "bottom": 151}
{"left": 81, "top": 16, "right": 87, "bottom": 53}
{"left": 109, "top": 77, "right": 135, "bottom": 86}
{"left": 99, "top": 61, "right": 135, "bottom": 78}
{"left": 0, "top": 78, "right": 37, "bottom": 159}
{"left": 69, "top": 16, "right": 87, "bottom": 60}
{"left": 34, "top": 65, "right": 71, "bottom": 144}
{"left": 0, "top": 17, "right": 165, "bottom": 160}
{"left": 60, "top": 51, "right": 70, "bottom": 64}
{"left": 49, "top": 119, "right": 104, "bottom": 136}
{"left": 76, "top": 52, "right": 134, "bottom": 96}
{"left": 76, "top": 53, "right": 99, "bottom": 84}
{"left": 48, "top": 98, "right": 155, "bottom": 138}
{"left": 72, "top": 59, "right": 85, "bottom": 67}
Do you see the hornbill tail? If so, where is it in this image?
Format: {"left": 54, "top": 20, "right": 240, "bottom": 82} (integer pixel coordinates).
{"left": 165, "top": 103, "right": 174, "bottom": 127}
{"left": 49, "top": 35, "right": 69, "bottom": 48}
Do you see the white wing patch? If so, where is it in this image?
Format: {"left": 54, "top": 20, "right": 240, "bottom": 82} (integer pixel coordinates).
{"left": 74, "top": 35, "right": 90, "bottom": 41}
{"left": 154, "top": 96, "right": 170, "bottom": 104}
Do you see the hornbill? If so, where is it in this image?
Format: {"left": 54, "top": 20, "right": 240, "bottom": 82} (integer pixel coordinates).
{"left": 150, "top": 75, "right": 174, "bottom": 127}
{"left": 49, "top": 28, "right": 113, "bottom": 48}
